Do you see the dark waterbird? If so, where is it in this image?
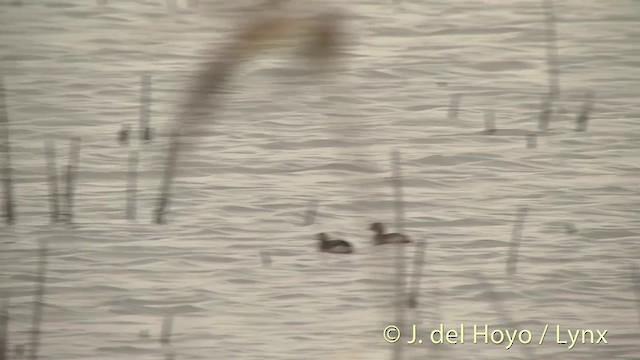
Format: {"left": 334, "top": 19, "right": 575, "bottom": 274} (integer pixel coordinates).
{"left": 369, "top": 222, "right": 411, "bottom": 245}
{"left": 316, "top": 233, "right": 353, "bottom": 254}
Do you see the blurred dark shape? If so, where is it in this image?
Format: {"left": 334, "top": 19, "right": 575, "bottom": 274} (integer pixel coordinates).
{"left": 575, "top": 90, "right": 594, "bottom": 132}
{"left": 143, "top": 127, "right": 153, "bottom": 142}
{"left": 118, "top": 125, "right": 129, "bottom": 146}
{"left": 406, "top": 295, "right": 417, "bottom": 309}
{"left": 483, "top": 109, "right": 496, "bottom": 135}
{"left": 160, "top": 316, "right": 173, "bottom": 345}
{"left": 14, "top": 344, "right": 24, "bottom": 358}
{"left": 526, "top": 133, "right": 537, "bottom": 149}
{"left": 300, "top": 10, "right": 346, "bottom": 73}
{"left": 260, "top": 251, "right": 272, "bottom": 267}
{"left": 155, "top": 6, "right": 347, "bottom": 224}
{"left": 160, "top": 316, "right": 175, "bottom": 360}
{"left": 302, "top": 200, "right": 319, "bottom": 226}
{"left": 139, "top": 75, "right": 152, "bottom": 142}
{"left": 447, "top": 93, "right": 461, "bottom": 121}
{"left": 138, "top": 329, "right": 150, "bottom": 339}
{"left": 435, "top": 81, "right": 447, "bottom": 87}
{"left": 369, "top": 222, "right": 411, "bottom": 245}
{"left": 316, "top": 233, "right": 354, "bottom": 254}
{"left": 563, "top": 223, "right": 577, "bottom": 235}
{"left": 538, "top": 96, "right": 552, "bottom": 132}
{"left": 506, "top": 206, "right": 528, "bottom": 277}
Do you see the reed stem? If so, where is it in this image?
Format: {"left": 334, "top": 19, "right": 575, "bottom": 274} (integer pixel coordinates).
{"left": 44, "top": 141, "right": 60, "bottom": 224}
{"left": 64, "top": 137, "right": 81, "bottom": 223}
{"left": 0, "top": 77, "right": 15, "bottom": 226}
{"left": 390, "top": 149, "right": 406, "bottom": 360}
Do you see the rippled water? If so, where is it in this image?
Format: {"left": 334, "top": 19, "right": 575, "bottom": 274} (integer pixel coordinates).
{"left": 1, "top": 0, "right": 639, "bottom": 359}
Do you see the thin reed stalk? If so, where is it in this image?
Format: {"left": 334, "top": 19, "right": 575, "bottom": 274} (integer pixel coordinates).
{"left": 139, "top": 75, "right": 152, "bottom": 141}
{"left": 126, "top": 149, "right": 139, "bottom": 220}
{"left": 0, "top": 77, "right": 15, "bottom": 225}
{"left": 543, "top": 0, "right": 559, "bottom": 100}
{"left": 28, "top": 240, "right": 48, "bottom": 360}
{"left": 539, "top": 0, "right": 559, "bottom": 133}
{"left": 160, "top": 315, "right": 174, "bottom": 360}
{"left": 575, "top": 90, "right": 594, "bottom": 132}
{"left": 0, "top": 298, "right": 8, "bottom": 360}
{"left": 631, "top": 264, "right": 640, "bottom": 326}
{"left": 447, "top": 93, "right": 461, "bottom": 121}
{"left": 538, "top": 95, "right": 552, "bottom": 133}
{"left": 64, "top": 137, "right": 81, "bottom": 223}
{"left": 390, "top": 149, "right": 406, "bottom": 360}
{"left": 44, "top": 141, "right": 60, "bottom": 224}
{"left": 506, "top": 206, "right": 528, "bottom": 277}
{"left": 407, "top": 239, "right": 426, "bottom": 309}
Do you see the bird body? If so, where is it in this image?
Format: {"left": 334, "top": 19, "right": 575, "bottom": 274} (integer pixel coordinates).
{"left": 369, "top": 222, "right": 411, "bottom": 245}
{"left": 316, "top": 233, "right": 354, "bottom": 254}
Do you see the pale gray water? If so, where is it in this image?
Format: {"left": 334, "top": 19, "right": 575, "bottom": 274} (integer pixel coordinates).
{"left": 1, "top": 0, "right": 639, "bottom": 359}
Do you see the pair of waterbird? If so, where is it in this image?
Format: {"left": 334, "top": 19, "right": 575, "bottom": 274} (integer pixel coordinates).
{"left": 317, "top": 222, "right": 411, "bottom": 254}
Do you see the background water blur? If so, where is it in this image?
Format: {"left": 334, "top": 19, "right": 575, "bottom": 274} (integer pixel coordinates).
{"left": 1, "top": 0, "right": 639, "bottom": 359}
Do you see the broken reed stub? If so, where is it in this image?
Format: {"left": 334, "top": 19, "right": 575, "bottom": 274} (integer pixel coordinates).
{"left": 538, "top": 97, "right": 553, "bottom": 133}
{"left": 160, "top": 315, "right": 173, "bottom": 345}
{"left": 448, "top": 93, "right": 461, "bottom": 121}
{"left": 139, "top": 75, "right": 152, "bottom": 142}
{"left": 118, "top": 124, "right": 130, "bottom": 146}
{"left": 483, "top": 109, "right": 496, "bottom": 135}
{"left": 526, "top": 133, "right": 537, "bottom": 149}
{"left": 126, "top": 150, "right": 139, "bottom": 220}
{"left": 575, "top": 91, "right": 595, "bottom": 132}
{"left": 506, "top": 206, "right": 528, "bottom": 277}
{"left": 302, "top": 200, "right": 319, "bottom": 226}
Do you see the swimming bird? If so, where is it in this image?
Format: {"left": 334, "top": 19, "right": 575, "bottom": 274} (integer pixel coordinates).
{"left": 369, "top": 222, "right": 411, "bottom": 245}
{"left": 316, "top": 233, "right": 354, "bottom": 254}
